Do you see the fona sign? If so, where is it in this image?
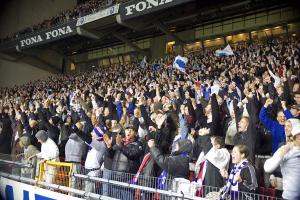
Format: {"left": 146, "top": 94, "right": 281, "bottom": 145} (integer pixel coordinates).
{"left": 4, "top": 185, "right": 55, "bottom": 200}
{"left": 20, "top": 25, "right": 73, "bottom": 48}
{"left": 125, "top": 0, "right": 173, "bottom": 16}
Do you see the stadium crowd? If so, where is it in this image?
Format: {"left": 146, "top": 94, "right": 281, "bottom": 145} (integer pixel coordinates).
{"left": 1, "top": 36, "right": 300, "bottom": 199}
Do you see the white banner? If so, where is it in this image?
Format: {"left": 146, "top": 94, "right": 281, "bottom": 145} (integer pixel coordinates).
{"left": 76, "top": 4, "right": 119, "bottom": 26}
{"left": 0, "top": 177, "right": 83, "bottom": 200}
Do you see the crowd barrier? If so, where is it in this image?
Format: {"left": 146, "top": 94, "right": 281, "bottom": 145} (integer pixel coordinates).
{"left": 0, "top": 154, "right": 283, "bottom": 200}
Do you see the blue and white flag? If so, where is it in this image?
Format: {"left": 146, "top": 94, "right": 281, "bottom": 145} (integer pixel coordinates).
{"left": 140, "top": 56, "right": 148, "bottom": 68}
{"left": 216, "top": 44, "right": 234, "bottom": 57}
{"left": 158, "top": 171, "right": 168, "bottom": 190}
{"left": 173, "top": 55, "right": 188, "bottom": 72}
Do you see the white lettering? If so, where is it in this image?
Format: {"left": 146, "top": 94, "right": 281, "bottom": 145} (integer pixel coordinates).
{"left": 20, "top": 40, "right": 26, "bottom": 47}
{"left": 125, "top": 4, "right": 135, "bottom": 15}
{"left": 124, "top": 0, "right": 174, "bottom": 16}
{"left": 45, "top": 26, "right": 73, "bottom": 40}
{"left": 52, "top": 30, "right": 59, "bottom": 37}
{"left": 45, "top": 32, "right": 52, "bottom": 40}
{"left": 159, "top": 0, "right": 173, "bottom": 6}
{"left": 58, "top": 28, "right": 66, "bottom": 35}
{"left": 65, "top": 26, "right": 73, "bottom": 34}
{"left": 20, "top": 35, "right": 43, "bottom": 47}
{"left": 146, "top": 0, "right": 158, "bottom": 9}
{"left": 136, "top": 2, "right": 147, "bottom": 12}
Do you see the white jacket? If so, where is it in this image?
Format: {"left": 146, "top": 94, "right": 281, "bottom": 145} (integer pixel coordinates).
{"left": 36, "top": 138, "right": 59, "bottom": 161}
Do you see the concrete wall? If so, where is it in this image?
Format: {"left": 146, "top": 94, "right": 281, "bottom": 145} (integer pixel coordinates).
{"left": 0, "top": 0, "right": 77, "bottom": 38}
{"left": 150, "top": 35, "right": 166, "bottom": 59}
{"left": 0, "top": 59, "right": 53, "bottom": 87}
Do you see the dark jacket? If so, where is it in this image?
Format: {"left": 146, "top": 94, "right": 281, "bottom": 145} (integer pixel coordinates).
{"left": 37, "top": 108, "right": 60, "bottom": 144}
{"left": 20, "top": 112, "right": 40, "bottom": 149}
{"left": 204, "top": 161, "right": 225, "bottom": 188}
{"left": 234, "top": 96, "right": 258, "bottom": 162}
{"left": 150, "top": 139, "right": 192, "bottom": 178}
{"left": 231, "top": 163, "right": 258, "bottom": 196}
{"left": 0, "top": 113, "right": 13, "bottom": 154}
{"left": 109, "top": 138, "right": 143, "bottom": 174}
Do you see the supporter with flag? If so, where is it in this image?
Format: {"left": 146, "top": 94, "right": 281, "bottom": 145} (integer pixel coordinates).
{"left": 148, "top": 138, "right": 192, "bottom": 188}
{"left": 216, "top": 44, "right": 234, "bottom": 57}
{"left": 173, "top": 55, "right": 188, "bottom": 73}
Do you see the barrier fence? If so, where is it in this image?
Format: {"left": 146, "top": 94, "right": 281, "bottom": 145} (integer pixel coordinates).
{"left": 0, "top": 154, "right": 283, "bottom": 200}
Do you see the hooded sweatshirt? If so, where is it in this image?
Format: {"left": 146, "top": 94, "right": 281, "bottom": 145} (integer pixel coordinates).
{"left": 65, "top": 133, "right": 85, "bottom": 163}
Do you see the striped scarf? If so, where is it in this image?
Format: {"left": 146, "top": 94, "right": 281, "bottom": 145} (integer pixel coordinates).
{"left": 220, "top": 160, "right": 248, "bottom": 200}
{"left": 132, "top": 153, "right": 152, "bottom": 184}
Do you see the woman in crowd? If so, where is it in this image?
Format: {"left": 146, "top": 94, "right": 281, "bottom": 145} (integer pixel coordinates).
{"left": 220, "top": 144, "right": 258, "bottom": 200}
{"left": 264, "top": 121, "right": 300, "bottom": 200}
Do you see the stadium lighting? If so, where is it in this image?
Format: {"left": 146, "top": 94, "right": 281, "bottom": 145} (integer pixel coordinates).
{"left": 167, "top": 41, "right": 175, "bottom": 45}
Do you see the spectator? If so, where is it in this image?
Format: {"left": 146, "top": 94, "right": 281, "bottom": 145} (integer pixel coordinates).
{"left": 0, "top": 106, "right": 13, "bottom": 154}
{"left": 109, "top": 123, "right": 143, "bottom": 199}
{"left": 195, "top": 136, "right": 230, "bottom": 189}
{"left": 65, "top": 125, "right": 85, "bottom": 190}
{"left": 148, "top": 138, "right": 192, "bottom": 179}
{"left": 31, "top": 130, "right": 59, "bottom": 184}
{"left": 233, "top": 93, "right": 258, "bottom": 162}
{"left": 220, "top": 144, "right": 258, "bottom": 200}
{"left": 259, "top": 98, "right": 286, "bottom": 154}
{"left": 264, "top": 121, "right": 300, "bottom": 200}
{"left": 19, "top": 135, "right": 40, "bottom": 179}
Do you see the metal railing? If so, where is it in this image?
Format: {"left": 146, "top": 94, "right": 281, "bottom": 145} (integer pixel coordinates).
{"left": 0, "top": 154, "right": 283, "bottom": 200}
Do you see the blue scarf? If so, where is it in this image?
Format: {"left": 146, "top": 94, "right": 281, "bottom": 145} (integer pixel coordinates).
{"left": 220, "top": 160, "right": 248, "bottom": 200}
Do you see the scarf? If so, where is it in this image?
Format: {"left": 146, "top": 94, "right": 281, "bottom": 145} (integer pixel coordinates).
{"left": 132, "top": 153, "right": 152, "bottom": 184}
{"left": 87, "top": 126, "right": 107, "bottom": 151}
{"left": 220, "top": 160, "right": 248, "bottom": 200}
{"left": 123, "top": 138, "right": 135, "bottom": 145}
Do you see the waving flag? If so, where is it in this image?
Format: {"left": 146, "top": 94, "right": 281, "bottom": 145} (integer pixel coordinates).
{"left": 216, "top": 44, "right": 234, "bottom": 57}
{"left": 173, "top": 55, "right": 188, "bottom": 72}
{"left": 140, "top": 56, "right": 148, "bottom": 68}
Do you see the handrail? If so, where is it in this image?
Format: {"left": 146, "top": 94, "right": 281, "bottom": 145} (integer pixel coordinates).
{"left": 0, "top": 172, "right": 119, "bottom": 200}
{"left": 0, "top": 159, "right": 33, "bottom": 168}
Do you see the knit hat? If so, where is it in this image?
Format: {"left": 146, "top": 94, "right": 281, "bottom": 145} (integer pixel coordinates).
{"left": 287, "top": 118, "right": 300, "bottom": 128}
{"left": 124, "top": 123, "right": 134, "bottom": 130}
{"left": 19, "top": 135, "right": 31, "bottom": 147}
{"left": 35, "top": 130, "right": 48, "bottom": 142}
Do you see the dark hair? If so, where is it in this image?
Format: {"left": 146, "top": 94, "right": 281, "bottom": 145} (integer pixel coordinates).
{"left": 214, "top": 136, "right": 225, "bottom": 148}
{"left": 234, "top": 144, "right": 250, "bottom": 161}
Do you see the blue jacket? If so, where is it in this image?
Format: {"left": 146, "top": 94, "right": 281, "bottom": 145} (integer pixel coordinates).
{"left": 283, "top": 109, "right": 294, "bottom": 119}
{"left": 259, "top": 107, "right": 286, "bottom": 154}
{"left": 116, "top": 101, "right": 123, "bottom": 121}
